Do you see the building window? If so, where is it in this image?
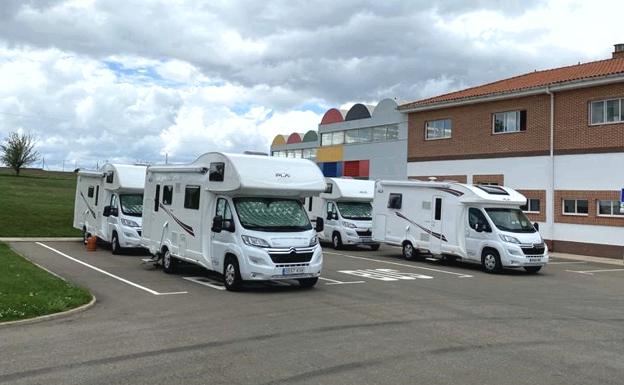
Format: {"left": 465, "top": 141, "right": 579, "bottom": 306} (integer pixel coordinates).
{"left": 493, "top": 110, "right": 527, "bottom": 133}
{"left": 562, "top": 199, "right": 588, "bottom": 215}
{"left": 162, "top": 185, "right": 173, "bottom": 205}
{"left": 425, "top": 119, "right": 452, "bottom": 140}
{"left": 321, "top": 131, "right": 344, "bottom": 146}
{"left": 184, "top": 185, "right": 201, "bottom": 210}
{"left": 597, "top": 200, "right": 623, "bottom": 217}
{"left": 386, "top": 125, "right": 399, "bottom": 140}
{"left": 590, "top": 98, "right": 623, "bottom": 125}
{"left": 521, "top": 198, "right": 540, "bottom": 213}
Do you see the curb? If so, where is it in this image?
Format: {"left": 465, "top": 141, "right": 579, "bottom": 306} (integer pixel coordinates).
{"left": 550, "top": 252, "right": 623, "bottom": 266}
{"left": 0, "top": 238, "right": 82, "bottom": 242}
{"left": 0, "top": 295, "right": 96, "bottom": 328}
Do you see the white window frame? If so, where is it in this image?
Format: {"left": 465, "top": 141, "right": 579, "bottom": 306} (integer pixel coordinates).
{"left": 589, "top": 98, "right": 623, "bottom": 126}
{"left": 521, "top": 198, "right": 540, "bottom": 214}
{"left": 425, "top": 119, "right": 452, "bottom": 140}
{"left": 562, "top": 199, "right": 589, "bottom": 216}
{"left": 596, "top": 199, "right": 624, "bottom": 217}
{"left": 492, "top": 110, "right": 523, "bottom": 134}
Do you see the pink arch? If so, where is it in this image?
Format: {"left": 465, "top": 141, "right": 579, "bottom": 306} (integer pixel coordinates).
{"left": 286, "top": 132, "right": 302, "bottom": 144}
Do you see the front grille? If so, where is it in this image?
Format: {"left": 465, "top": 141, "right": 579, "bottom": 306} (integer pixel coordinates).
{"left": 521, "top": 243, "right": 545, "bottom": 255}
{"left": 356, "top": 230, "right": 372, "bottom": 237}
{"left": 269, "top": 252, "right": 313, "bottom": 264}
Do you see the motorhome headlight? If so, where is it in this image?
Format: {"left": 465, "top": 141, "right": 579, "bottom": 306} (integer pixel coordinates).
{"left": 121, "top": 218, "right": 140, "bottom": 228}
{"left": 309, "top": 235, "right": 318, "bottom": 247}
{"left": 241, "top": 235, "right": 270, "bottom": 248}
{"left": 341, "top": 221, "right": 357, "bottom": 229}
{"left": 499, "top": 234, "right": 521, "bottom": 244}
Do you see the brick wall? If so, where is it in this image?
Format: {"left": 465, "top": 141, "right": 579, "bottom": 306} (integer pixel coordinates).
{"left": 516, "top": 189, "right": 546, "bottom": 222}
{"left": 554, "top": 190, "right": 624, "bottom": 227}
{"left": 407, "top": 94, "right": 551, "bottom": 161}
{"left": 409, "top": 175, "right": 467, "bottom": 183}
{"left": 554, "top": 83, "right": 624, "bottom": 154}
{"left": 472, "top": 174, "right": 504, "bottom": 185}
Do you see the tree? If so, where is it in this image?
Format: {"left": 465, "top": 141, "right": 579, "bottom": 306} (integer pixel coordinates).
{"left": 0, "top": 132, "right": 40, "bottom": 176}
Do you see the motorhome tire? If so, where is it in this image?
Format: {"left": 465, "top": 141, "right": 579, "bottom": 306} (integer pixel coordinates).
{"left": 298, "top": 277, "right": 318, "bottom": 288}
{"left": 369, "top": 244, "right": 380, "bottom": 251}
{"left": 524, "top": 266, "right": 542, "bottom": 274}
{"left": 162, "top": 249, "right": 178, "bottom": 274}
{"left": 332, "top": 233, "right": 343, "bottom": 250}
{"left": 223, "top": 256, "right": 242, "bottom": 291}
{"left": 482, "top": 249, "right": 502, "bottom": 273}
{"left": 111, "top": 232, "right": 121, "bottom": 255}
{"left": 402, "top": 242, "right": 416, "bottom": 260}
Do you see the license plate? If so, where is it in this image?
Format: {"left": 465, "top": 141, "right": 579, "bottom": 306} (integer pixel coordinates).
{"left": 282, "top": 267, "right": 305, "bottom": 275}
{"left": 528, "top": 257, "right": 542, "bottom": 263}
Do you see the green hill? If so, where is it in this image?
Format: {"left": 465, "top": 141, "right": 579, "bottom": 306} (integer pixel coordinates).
{"left": 0, "top": 168, "right": 80, "bottom": 237}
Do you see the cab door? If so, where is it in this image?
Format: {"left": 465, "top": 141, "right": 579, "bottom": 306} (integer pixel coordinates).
{"left": 430, "top": 196, "right": 443, "bottom": 254}
{"left": 210, "top": 197, "right": 236, "bottom": 273}
{"left": 324, "top": 201, "right": 339, "bottom": 240}
{"left": 106, "top": 193, "right": 119, "bottom": 242}
{"left": 465, "top": 207, "right": 491, "bottom": 261}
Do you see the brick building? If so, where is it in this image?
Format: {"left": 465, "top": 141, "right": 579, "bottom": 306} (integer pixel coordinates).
{"left": 400, "top": 44, "right": 624, "bottom": 258}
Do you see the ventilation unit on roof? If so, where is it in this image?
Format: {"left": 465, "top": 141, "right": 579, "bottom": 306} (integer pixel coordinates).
{"left": 613, "top": 43, "right": 624, "bottom": 59}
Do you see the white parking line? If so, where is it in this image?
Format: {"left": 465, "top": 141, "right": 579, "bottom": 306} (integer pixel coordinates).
{"left": 566, "top": 268, "right": 624, "bottom": 275}
{"left": 36, "top": 242, "right": 188, "bottom": 296}
{"left": 324, "top": 251, "right": 473, "bottom": 278}
{"left": 318, "top": 277, "right": 365, "bottom": 285}
{"left": 182, "top": 276, "right": 225, "bottom": 291}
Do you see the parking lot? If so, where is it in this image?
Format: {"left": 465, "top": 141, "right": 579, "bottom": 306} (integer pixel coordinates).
{"left": 2, "top": 241, "right": 624, "bottom": 385}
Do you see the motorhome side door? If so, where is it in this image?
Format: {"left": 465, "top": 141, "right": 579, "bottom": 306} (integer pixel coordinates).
{"left": 465, "top": 207, "right": 490, "bottom": 261}
{"left": 106, "top": 193, "right": 119, "bottom": 241}
{"left": 430, "top": 196, "right": 443, "bottom": 254}
{"left": 210, "top": 197, "right": 236, "bottom": 273}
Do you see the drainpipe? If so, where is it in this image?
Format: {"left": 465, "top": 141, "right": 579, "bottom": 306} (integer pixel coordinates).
{"left": 546, "top": 87, "right": 555, "bottom": 249}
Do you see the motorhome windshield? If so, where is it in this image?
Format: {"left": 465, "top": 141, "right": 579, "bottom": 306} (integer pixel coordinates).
{"left": 119, "top": 194, "right": 143, "bottom": 217}
{"left": 233, "top": 198, "right": 312, "bottom": 232}
{"left": 484, "top": 208, "right": 536, "bottom": 233}
{"left": 336, "top": 201, "right": 372, "bottom": 220}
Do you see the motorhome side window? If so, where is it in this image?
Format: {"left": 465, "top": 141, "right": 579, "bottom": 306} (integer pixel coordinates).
{"left": 325, "top": 183, "right": 333, "bottom": 193}
{"left": 110, "top": 194, "right": 118, "bottom": 209}
{"left": 434, "top": 198, "right": 442, "bottom": 220}
{"left": 184, "top": 185, "right": 200, "bottom": 210}
{"left": 468, "top": 208, "right": 490, "bottom": 231}
{"left": 95, "top": 186, "right": 99, "bottom": 206}
{"left": 87, "top": 186, "right": 94, "bottom": 198}
{"left": 106, "top": 171, "right": 114, "bottom": 183}
{"left": 162, "top": 185, "right": 173, "bottom": 205}
{"left": 388, "top": 193, "right": 402, "bottom": 209}
{"left": 209, "top": 162, "right": 225, "bottom": 182}
{"left": 154, "top": 185, "right": 160, "bottom": 212}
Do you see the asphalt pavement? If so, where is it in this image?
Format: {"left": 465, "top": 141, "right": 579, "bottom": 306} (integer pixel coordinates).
{"left": 2, "top": 241, "right": 624, "bottom": 385}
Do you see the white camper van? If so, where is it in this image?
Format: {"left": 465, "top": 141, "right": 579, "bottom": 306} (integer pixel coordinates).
{"left": 372, "top": 181, "right": 549, "bottom": 273}
{"left": 73, "top": 164, "right": 146, "bottom": 254}
{"left": 305, "top": 178, "right": 380, "bottom": 250}
{"left": 140, "top": 152, "right": 326, "bottom": 291}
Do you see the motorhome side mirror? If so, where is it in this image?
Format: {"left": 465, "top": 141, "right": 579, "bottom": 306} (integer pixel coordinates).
{"left": 474, "top": 223, "right": 484, "bottom": 233}
{"left": 326, "top": 212, "right": 333, "bottom": 220}
{"left": 103, "top": 206, "right": 111, "bottom": 217}
{"left": 211, "top": 215, "right": 223, "bottom": 233}
{"left": 533, "top": 222, "right": 539, "bottom": 231}
{"left": 224, "top": 219, "right": 235, "bottom": 233}
{"left": 110, "top": 207, "right": 119, "bottom": 217}
{"left": 315, "top": 218, "right": 324, "bottom": 233}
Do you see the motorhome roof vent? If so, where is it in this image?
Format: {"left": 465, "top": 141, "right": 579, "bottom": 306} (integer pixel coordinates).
{"left": 476, "top": 185, "right": 509, "bottom": 195}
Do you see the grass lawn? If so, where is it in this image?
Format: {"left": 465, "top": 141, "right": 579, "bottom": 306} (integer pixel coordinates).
{"left": 0, "top": 242, "right": 92, "bottom": 322}
{"left": 0, "top": 167, "right": 80, "bottom": 237}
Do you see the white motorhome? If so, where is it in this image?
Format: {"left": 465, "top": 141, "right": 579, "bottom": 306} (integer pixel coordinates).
{"left": 140, "top": 152, "right": 326, "bottom": 291}
{"left": 372, "top": 180, "right": 549, "bottom": 273}
{"left": 73, "top": 164, "right": 146, "bottom": 254}
{"left": 305, "top": 178, "right": 380, "bottom": 250}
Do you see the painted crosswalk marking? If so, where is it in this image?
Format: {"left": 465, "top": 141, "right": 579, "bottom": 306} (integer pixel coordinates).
{"left": 338, "top": 268, "right": 433, "bottom": 281}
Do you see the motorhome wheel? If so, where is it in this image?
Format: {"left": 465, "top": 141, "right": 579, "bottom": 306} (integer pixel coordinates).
{"left": 402, "top": 242, "right": 415, "bottom": 260}
{"left": 111, "top": 232, "right": 121, "bottom": 255}
{"left": 223, "top": 257, "right": 242, "bottom": 291}
{"left": 332, "top": 233, "right": 343, "bottom": 250}
{"left": 298, "top": 277, "right": 318, "bottom": 288}
{"left": 482, "top": 250, "right": 502, "bottom": 273}
{"left": 369, "top": 244, "right": 380, "bottom": 251}
{"left": 524, "top": 266, "right": 542, "bottom": 274}
{"left": 162, "top": 249, "right": 177, "bottom": 274}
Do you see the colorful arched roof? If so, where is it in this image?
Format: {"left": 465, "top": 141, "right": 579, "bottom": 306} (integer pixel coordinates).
{"left": 320, "top": 108, "right": 346, "bottom": 125}
{"left": 286, "top": 132, "right": 303, "bottom": 144}
{"left": 271, "top": 134, "right": 288, "bottom": 146}
{"left": 302, "top": 130, "right": 318, "bottom": 142}
{"left": 345, "top": 103, "right": 375, "bottom": 121}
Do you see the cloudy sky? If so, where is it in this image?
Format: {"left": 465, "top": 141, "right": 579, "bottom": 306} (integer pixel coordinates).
{"left": 0, "top": 0, "right": 622, "bottom": 169}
